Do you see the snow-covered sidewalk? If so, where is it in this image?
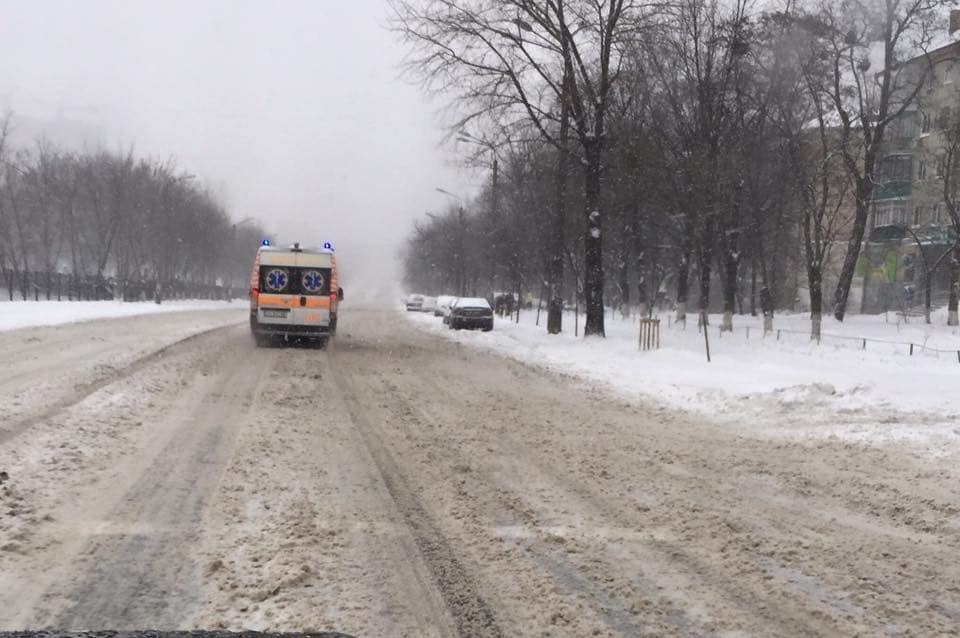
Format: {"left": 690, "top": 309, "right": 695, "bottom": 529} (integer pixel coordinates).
{"left": 405, "top": 307, "right": 960, "bottom": 452}
{"left": 0, "top": 299, "right": 242, "bottom": 332}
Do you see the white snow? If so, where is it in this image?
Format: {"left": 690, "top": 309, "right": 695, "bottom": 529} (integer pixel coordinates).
{"left": 406, "top": 307, "right": 960, "bottom": 454}
{"left": 0, "top": 299, "right": 242, "bottom": 332}
{"left": 455, "top": 297, "right": 492, "bottom": 308}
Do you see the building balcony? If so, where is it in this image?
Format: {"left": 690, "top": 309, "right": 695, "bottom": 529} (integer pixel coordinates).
{"left": 883, "top": 136, "right": 918, "bottom": 153}
{"left": 871, "top": 180, "right": 912, "bottom": 201}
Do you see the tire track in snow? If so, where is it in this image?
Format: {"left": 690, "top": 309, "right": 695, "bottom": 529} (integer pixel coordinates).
{"left": 40, "top": 339, "right": 274, "bottom": 628}
{"left": 329, "top": 350, "right": 503, "bottom": 638}
{"left": 0, "top": 323, "right": 237, "bottom": 445}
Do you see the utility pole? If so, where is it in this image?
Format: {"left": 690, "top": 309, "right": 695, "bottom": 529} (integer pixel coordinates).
{"left": 457, "top": 204, "right": 466, "bottom": 296}
{"left": 491, "top": 154, "right": 499, "bottom": 293}
{"left": 437, "top": 187, "right": 468, "bottom": 297}
{"left": 458, "top": 132, "right": 503, "bottom": 296}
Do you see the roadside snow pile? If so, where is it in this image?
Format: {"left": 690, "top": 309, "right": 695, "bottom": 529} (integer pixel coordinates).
{"left": 405, "top": 308, "right": 960, "bottom": 446}
{"left": 0, "top": 299, "right": 241, "bottom": 332}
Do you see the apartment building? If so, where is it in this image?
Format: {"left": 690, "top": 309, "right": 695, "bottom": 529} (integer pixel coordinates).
{"left": 859, "top": 35, "right": 960, "bottom": 313}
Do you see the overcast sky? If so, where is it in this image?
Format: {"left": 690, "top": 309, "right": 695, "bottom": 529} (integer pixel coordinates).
{"left": 0, "top": 0, "right": 472, "bottom": 280}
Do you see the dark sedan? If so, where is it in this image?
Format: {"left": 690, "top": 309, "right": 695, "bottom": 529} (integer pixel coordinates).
{"left": 448, "top": 297, "right": 494, "bottom": 331}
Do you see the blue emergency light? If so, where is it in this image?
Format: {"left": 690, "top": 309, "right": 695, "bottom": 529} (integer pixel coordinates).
{"left": 261, "top": 239, "right": 271, "bottom": 247}
{"left": 322, "top": 241, "right": 334, "bottom": 251}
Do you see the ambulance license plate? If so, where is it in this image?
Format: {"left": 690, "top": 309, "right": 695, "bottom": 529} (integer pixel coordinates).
{"left": 262, "top": 309, "right": 288, "bottom": 318}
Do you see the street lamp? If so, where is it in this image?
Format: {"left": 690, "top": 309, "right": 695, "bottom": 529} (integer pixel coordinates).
{"left": 436, "top": 187, "right": 467, "bottom": 296}
{"left": 435, "top": 187, "right": 464, "bottom": 205}
{"left": 455, "top": 133, "right": 512, "bottom": 316}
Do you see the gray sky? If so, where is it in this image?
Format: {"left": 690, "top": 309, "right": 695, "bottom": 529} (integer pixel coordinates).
{"left": 0, "top": 0, "right": 472, "bottom": 281}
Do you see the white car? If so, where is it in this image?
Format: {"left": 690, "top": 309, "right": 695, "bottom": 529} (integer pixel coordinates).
{"left": 442, "top": 297, "right": 459, "bottom": 324}
{"left": 421, "top": 296, "right": 438, "bottom": 313}
{"left": 435, "top": 295, "right": 456, "bottom": 317}
{"left": 405, "top": 294, "right": 424, "bottom": 311}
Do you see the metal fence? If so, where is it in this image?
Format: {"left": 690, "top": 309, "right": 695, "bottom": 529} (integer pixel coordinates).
{"left": 660, "top": 315, "right": 960, "bottom": 363}
{"left": 0, "top": 269, "right": 238, "bottom": 302}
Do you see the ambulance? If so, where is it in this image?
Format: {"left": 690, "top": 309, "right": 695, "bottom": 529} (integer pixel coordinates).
{"left": 249, "top": 241, "right": 342, "bottom": 347}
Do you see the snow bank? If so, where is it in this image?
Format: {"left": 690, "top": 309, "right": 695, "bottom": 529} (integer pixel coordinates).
{"left": 405, "top": 307, "right": 960, "bottom": 450}
{"left": 0, "top": 299, "right": 242, "bottom": 332}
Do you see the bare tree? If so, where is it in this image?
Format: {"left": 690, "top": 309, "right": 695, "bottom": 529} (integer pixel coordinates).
{"left": 391, "top": 0, "right": 645, "bottom": 336}
{"left": 796, "top": 79, "right": 852, "bottom": 339}
{"left": 642, "top": 0, "right": 753, "bottom": 329}
{"left": 0, "top": 116, "right": 262, "bottom": 302}
{"left": 809, "top": 0, "right": 947, "bottom": 320}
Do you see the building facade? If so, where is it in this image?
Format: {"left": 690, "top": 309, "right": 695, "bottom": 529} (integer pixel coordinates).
{"left": 858, "top": 38, "right": 960, "bottom": 313}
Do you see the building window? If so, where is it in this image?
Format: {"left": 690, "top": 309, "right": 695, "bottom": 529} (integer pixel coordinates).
{"left": 874, "top": 202, "right": 907, "bottom": 227}
{"left": 918, "top": 160, "right": 927, "bottom": 180}
{"left": 945, "top": 63, "right": 954, "bottom": 84}
{"left": 921, "top": 112, "right": 932, "bottom": 134}
{"left": 899, "top": 115, "right": 916, "bottom": 139}
{"left": 940, "top": 107, "right": 953, "bottom": 129}
{"left": 937, "top": 156, "right": 945, "bottom": 178}
{"left": 933, "top": 204, "right": 942, "bottom": 224}
{"left": 878, "top": 154, "right": 912, "bottom": 180}
{"left": 914, "top": 205, "right": 923, "bottom": 225}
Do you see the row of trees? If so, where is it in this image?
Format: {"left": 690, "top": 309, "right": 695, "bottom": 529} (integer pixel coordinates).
{"left": 0, "top": 115, "right": 266, "bottom": 302}
{"left": 394, "top": 0, "right": 959, "bottom": 338}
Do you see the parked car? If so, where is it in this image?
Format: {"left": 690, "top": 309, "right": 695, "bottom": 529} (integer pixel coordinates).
{"left": 442, "top": 297, "right": 459, "bottom": 325}
{"left": 448, "top": 297, "right": 494, "bottom": 331}
{"left": 421, "top": 296, "right": 438, "bottom": 313}
{"left": 406, "top": 294, "right": 424, "bottom": 311}
{"left": 435, "top": 295, "right": 456, "bottom": 317}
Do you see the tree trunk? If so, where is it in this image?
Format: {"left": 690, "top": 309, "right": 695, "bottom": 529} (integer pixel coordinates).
{"left": 635, "top": 228, "right": 648, "bottom": 321}
{"left": 583, "top": 138, "right": 604, "bottom": 337}
{"left": 833, "top": 179, "right": 871, "bottom": 321}
{"left": 637, "top": 283, "right": 648, "bottom": 322}
{"left": 535, "top": 280, "right": 545, "bottom": 326}
{"left": 697, "top": 240, "right": 713, "bottom": 326}
{"left": 675, "top": 251, "right": 690, "bottom": 324}
{"left": 754, "top": 237, "right": 774, "bottom": 333}
{"left": 750, "top": 261, "right": 757, "bottom": 316}
{"left": 618, "top": 241, "right": 630, "bottom": 319}
{"left": 948, "top": 244, "right": 959, "bottom": 326}
{"left": 547, "top": 76, "right": 571, "bottom": 335}
{"left": 721, "top": 246, "right": 738, "bottom": 332}
{"left": 809, "top": 265, "right": 823, "bottom": 341}
{"left": 547, "top": 205, "right": 566, "bottom": 334}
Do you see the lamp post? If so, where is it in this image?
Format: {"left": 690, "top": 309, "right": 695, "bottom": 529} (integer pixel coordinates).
{"left": 457, "top": 132, "right": 502, "bottom": 295}
{"left": 456, "top": 132, "right": 522, "bottom": 322}
{"left": 436, "top": 188, "right": 467, "bottom": 296}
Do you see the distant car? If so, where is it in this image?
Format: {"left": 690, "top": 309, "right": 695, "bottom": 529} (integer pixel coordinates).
{"left": 421, "top": 296, "right": 438, "bottom": 313}
{"left": 406, "top": 294, "right": 424, "bottom": 311}
{"left": 448, "top": 297, "right": 494, "bottom": 331}
{"left": 435, "top": 295, "right": 456, "bottom": 317}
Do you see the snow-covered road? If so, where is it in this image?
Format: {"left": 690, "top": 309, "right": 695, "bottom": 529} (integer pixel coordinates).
{"left": 407, "top": 307, "right": 960, "bottom": 455}
{"left": 2, "top": 302, "right": 959, "bottom": 635}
